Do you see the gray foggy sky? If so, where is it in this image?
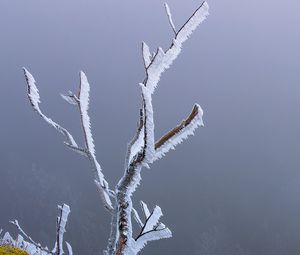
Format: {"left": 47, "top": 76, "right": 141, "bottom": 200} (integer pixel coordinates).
{"left": 1, "top": 0, "right": 300, "bottom": 254}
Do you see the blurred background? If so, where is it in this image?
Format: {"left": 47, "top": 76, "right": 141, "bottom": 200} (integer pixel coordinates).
{"left": 0, "top": 0, "right": 300, "bottom": 254}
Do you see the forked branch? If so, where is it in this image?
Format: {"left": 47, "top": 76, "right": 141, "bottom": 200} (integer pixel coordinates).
{"left": 115, "top": 2, "right": 209, "bottom": 254}
{"left": 23, "top": 2, "right": 209, "bottom": 255}
{"left": 24, "top": 68, "right": 113, "bottom": 211}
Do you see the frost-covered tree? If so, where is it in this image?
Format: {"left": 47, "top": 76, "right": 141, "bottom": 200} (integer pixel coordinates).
{"left": 17, "top": 2, "right": 209, "bottom": 254}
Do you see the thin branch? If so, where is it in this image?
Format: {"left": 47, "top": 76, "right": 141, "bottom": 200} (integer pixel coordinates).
{"left": 76, "top": 71, "right": 113, "bottom": 211}
{"left": 24, "top": 68, "right": 113, "bottom": 211}
{"left": 142, "top": 42, "right": 152, "bottom": 69}
{"left": 10, "top": 219, "right": 52, "bottom": 254}
{"left": 140, "top": 201, "right": 150, "bottom": 220}
{"left": 164, "top": 3, "right": 177, "bottom": 35}
{"left": 65, "top": 242, "right": 73, "bottom": 255}
{"left": 132, "top": 208, "right": 143, "bottom": 229}
{"left": 176, "top": 1, "right": 209, "bottom": 44}
{"left": 154, "top": 104, "right": 204, "bottom": 161}
{"left": 24, "top": 68, "right": 78, "bottom": 148}
{"left": 55, "top": 204, "right": 71, "bottom": 255}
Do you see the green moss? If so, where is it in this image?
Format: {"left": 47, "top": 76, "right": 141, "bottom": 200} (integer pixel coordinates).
{"left": 0, "top": 245, "right": 29, "bottom": 255}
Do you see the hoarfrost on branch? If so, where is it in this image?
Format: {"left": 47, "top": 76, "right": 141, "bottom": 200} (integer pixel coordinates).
{"left": 17, "top": 1, "right": 209, "bottom": 254}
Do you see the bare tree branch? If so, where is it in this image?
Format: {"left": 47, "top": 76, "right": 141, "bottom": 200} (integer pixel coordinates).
{"left": 24, "top": 68, "right": 113, "bottom": 211}
{"left": 142, "top": 42, "right": 152, "bottom": 69}
{"left": 24, "top": 68, "right": 78, "bottom": 149}
{"left": 10, "top": 220, "right": 51, "bottom": 254}
{"left": 164, "top": 3, "right": 177, "bottom": 35}
{"left": 154, "top": 104, "right": 204, "bottom": 161}
{"left": 55, "top": 204, "right": 71, "bottom": 255}
{"left": 76, "top": 71, "right": 113, "bottom": 211}
{"left": 133, "top": 202, "right": 172, "bottom": 254}
{"left": 22, "top": 2, "right": 209, "bottom": 255}
{"left": 114, "top": 2, "right": 209, "bottom": 254}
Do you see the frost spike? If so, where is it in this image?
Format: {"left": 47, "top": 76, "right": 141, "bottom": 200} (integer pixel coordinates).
{"left": 142, "top": 42, "right": 152, "bottom": 68}
{"left": 164, "top": 3, "right": 176, "bottom": 35}
{"left": 78, "top": 71, "right": 95, "bottom": 155}
{"left": 65, "top": 242, "right": 73, "bottom": 255}
{"left": 77, "top": 71, "right": 113, "bottom": 211}
{"left": 134, "top": 227, "right": 172, "bottom": 253}
{"left": 132, "top": 208, "right": 143, "bottom": 228}
{"left": 23, "top": 2, "right": 209, "bottom": 254}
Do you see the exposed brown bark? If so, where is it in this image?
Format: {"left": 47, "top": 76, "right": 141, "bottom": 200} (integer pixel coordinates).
{"left": 115, "top": 238, "right": 126, "bottom": 255}
{"left": 155, "top": 104, "right": 200, "bottom": 150}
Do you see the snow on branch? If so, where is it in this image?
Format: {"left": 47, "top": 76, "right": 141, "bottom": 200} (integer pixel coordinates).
{"left": 76, "top": 71, "right": 113, "bottom": 211}
{"left": 115, "top": 2, "right": 208, "bottom": 253}
{"left": 24, "top": 68, "right": 78, "bottom": 149}
{"left": 132, "top": 201, "right": 172, "bottom": 254}
{"left": 164, "top": 3, "right": 176, "bottom": 35}
{"left": 128, "top": 1, "right": 208, "bottom": 166}
{"left": 140, "top": 84, "right": 155, "bottom": 165}
{"left": 65, "top": 242, "right": 73, "bottom": 255}
{"left": 132, "top": 208, "right": 143, "bottom": 228}
{"left": 154, "top": 104, "right": 204, "bottom": 161}
{"left": 176, "top": 1, "right": 209, "bottom": 44}
{"left": 142, "top": 42, "right": 152, "bottom": 69}
{"left": 144, "top": 1, "right": 209, "bottom": 95}
{"left": 134, "top": 227, "right": 172, "bottom": 253}
{"left": 60, "top": 91, "right": 78, "bottom": 105}
{"left": 125, "top": 108, "right": 144, "bottom": 168}
{"left": 55, "top": 204, "right": 71, "bottom": 255}
{"left": 140, "top": 201, "right": 150, "bottom": 220}
{"left": 78, "top": 71, "right": 95, "bottom": 155}
{"left": 24, "top": 68, "right": 113, "bottom": 211}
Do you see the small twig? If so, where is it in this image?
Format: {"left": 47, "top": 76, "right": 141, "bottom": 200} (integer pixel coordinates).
{"left": 10, "top": 219, "right": 52, "bottom": 254}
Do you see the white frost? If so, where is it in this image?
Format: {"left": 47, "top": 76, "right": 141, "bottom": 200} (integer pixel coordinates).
{"left": 134, "top": 227, "right": 172, "bottom": 254}
{"left": 56, "top": 204, "right": 71, "bottom": 255}
{"left": 145, "top": 1, "right": 209, "bottom": 95}
{"left": 176, "top": 2, "right": 209, "bottom": 44}
{"left": 164, "top": 3, "right": 176, "bottom": 34}
{"left": 142, "top": 206, "right": 163, "bottom": 234}
{"left": 154, "top": 104, "right": 204, "bottom": 161}
{"left": 140, "top": 84, "right": 155, "bottom": 164}
{"left": 79, "top": 71, "right": 95, "bottom": 155}
{"left": 23, "top": 67, "right": 78, "bottom": 148}
{"left": 142, "top": 42, "right": 152, "bottom": 68}
{"left": 140, "top": 201, "right": 151, "bottom": 219}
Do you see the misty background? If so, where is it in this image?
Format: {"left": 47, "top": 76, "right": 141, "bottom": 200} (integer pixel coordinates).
{"left": 0, "top": 0, "right": 300, "bottom": 254}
